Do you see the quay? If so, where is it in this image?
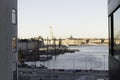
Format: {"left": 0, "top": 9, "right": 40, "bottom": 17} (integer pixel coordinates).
{"left": 18, "top": 44, "right": 79, "bottom": 62}
{"left": 44, "top": 38, "right": 108, "bottom": 46}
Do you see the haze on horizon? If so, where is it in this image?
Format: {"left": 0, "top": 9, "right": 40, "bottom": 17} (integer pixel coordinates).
{"left": 18, "top": 0, "right": 108, "bottom": 39}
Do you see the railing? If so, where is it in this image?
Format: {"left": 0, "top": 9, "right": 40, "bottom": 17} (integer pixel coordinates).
{"left": 25, "top": 55, "right": 108, "bottom": 70}
{"left": 20, "top": 54, "right": 109, "bottom": 80}
{"left": 18, "top": 68, "right": 109, "bottom": 80}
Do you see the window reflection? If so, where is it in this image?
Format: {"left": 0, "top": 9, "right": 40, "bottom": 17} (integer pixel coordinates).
{"left": 12, "top": 37, "right": 17, "bottom": 52}
{"left": 113, "top": 8, "right": 120, "bottom": 60}
{"left": 109, "top": 16, "right": 113, "bottom": 56}
{"left": 12, "top": 9, "right": 16, "bottom": 24}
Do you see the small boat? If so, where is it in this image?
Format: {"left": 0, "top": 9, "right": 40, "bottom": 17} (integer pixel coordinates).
{"left": 39, "top": 55, "right": 52, "bottom": 61}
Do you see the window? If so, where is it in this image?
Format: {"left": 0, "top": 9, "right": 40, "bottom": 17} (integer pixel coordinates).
{"left": 97, "top": 79, "right": 104, "bottom": 80}
{"left": 12, "top": 9, "right": 16, "bottom": 24}
{"left": 113, "top": 8, "right": 120, "bottom": 60}
{"left": 12, "top": 37, "right": 17, "bottom": 52}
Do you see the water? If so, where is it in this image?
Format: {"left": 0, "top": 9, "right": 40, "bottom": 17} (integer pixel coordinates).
{"left": 25, "top": 45, "right": 109, "bottom": 70}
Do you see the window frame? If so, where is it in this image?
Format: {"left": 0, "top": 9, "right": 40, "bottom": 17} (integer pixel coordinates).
{"left": 12, "top": 9, "right": 17, "bottom": 25}
{"left": 12, "top": 37, "right": 17, "bottom": 52}
{"left": 111, "top": 7, "right": 120, "bottom": 60}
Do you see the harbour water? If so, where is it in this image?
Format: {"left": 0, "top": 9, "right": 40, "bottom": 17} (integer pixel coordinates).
{"left": 25, "top": 45, "right": 108, "bottom": 70}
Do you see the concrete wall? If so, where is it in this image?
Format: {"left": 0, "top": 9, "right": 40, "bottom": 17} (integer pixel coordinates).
{"left": 0, "top": 0, "right": 17, "bottom": 80}
{"left": 109, "top": 56, "right": 120, "bottom": 80}
{"left": 108, "top": 0, "right": 120, "bottom": 16}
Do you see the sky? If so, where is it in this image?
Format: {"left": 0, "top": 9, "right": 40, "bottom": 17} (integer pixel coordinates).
{"left": 18, "top": 0, "right": 108, "bottom": 39}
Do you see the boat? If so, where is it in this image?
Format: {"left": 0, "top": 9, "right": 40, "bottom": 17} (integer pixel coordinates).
{"left": 39, "top": 55, "right": 52, "bottom": 61}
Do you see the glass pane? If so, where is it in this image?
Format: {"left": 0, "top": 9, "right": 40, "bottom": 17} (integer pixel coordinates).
{"left": 12, "top": 9, "right": 16, "bottom": 24}
{"left": 12, "top": 37, "right": 17, "bottom": 51}
{"left": 113, "top": 8, "right": 120, "bottom": 60}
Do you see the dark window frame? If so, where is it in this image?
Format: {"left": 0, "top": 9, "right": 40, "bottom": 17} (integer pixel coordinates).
{"left": 110, "top": 7, "right": 120, "bottom": 60}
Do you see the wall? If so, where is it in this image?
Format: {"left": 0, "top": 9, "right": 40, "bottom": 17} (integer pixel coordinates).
{"left": 108, "top": 0, "right": 120, "bottom": 16}
{"left": 0, "top": 0, "right": 17, "bottom": 80}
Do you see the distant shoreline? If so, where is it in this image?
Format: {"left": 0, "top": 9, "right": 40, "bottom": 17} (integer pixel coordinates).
{"left": 68, "top": 43, "right": 108, "bottom": 46}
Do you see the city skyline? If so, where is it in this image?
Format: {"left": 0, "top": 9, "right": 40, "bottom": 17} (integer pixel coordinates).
{"left": 18, "top": 0, "right": 108, "bottom": 39}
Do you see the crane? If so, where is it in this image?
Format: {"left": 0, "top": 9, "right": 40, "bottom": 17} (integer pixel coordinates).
{"left": 49, "top": 26, "right": 56, "bottom": 48}
{"left": 50, "top": 26, "right": 54, "bottom": 39}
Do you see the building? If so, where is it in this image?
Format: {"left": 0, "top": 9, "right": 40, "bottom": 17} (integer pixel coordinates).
{"left": 18, "top": 39, "right": 44, "bottom": 51}
{"left": 0, "top": 0, "right": 17, "bottom": 80}
{"left": 108, "top": 0, "right": 120, "bottom": 80}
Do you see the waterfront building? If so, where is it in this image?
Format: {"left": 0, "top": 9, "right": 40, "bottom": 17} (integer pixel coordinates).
{"left": 0, "top": 0, "right": 17, "bottom": 80}
{"left": 108, "top": 0, "right": 120, "bottom": 80}
{"left": 18, "top": 39, "right": 44, "bottom": 51}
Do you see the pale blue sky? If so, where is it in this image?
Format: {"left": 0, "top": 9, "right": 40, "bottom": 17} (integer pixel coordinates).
{"left": 18, "top": 0, "right": 108, "bottom": 39}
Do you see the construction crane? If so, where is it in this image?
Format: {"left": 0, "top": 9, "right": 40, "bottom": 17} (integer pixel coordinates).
{"left": 50, "top": 26, "right": 56, "bottom": 48}
{"left": 50, "top": 26, "right": 62, "bottom": 48}
{"left": 50, "top": 26, "right": 54, "bottom": 39}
